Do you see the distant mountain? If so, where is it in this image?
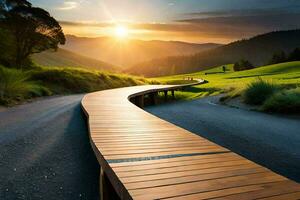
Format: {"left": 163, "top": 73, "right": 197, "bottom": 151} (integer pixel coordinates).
{"left": 127, "top": 30, "right": 300, "bottom": 77}
{"left": 32, "top": 48, "right": 117, "bottom": 71}
{"left": 61, "top": 35, "right": 221, "bottom": 67}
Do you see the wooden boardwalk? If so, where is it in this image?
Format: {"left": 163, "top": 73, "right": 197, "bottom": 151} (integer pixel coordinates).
{"left": 81, "top": 84, "right": 300, "bottom": 200}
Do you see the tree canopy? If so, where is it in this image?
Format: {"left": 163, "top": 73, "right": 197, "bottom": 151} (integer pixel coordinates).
{"left": 0, "top": 0, "right": 65, "bottom": 68}
{"left": 288, "top": 48, "right": 300, "bottom": 61}
{"left": 268, "top": 51, "right": 287, "bottom": 65}
{"left": 233, "top": 59, "right": 254, "bottom": 71}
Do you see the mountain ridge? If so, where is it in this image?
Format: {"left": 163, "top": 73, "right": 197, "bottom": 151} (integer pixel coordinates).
{"left": 61, "top": 35, "right": 221, "bottom": 67}
{"left": 126, "top": 29, "right": 300, "bottom": 77}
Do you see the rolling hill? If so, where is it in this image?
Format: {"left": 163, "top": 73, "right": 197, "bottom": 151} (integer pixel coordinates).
{"left": 153, "top": 61, "right": 300, "bottom": 100}
{"left": 61, "top": 35, "right": 221, "bottom": 67}
{"left": 32, "top": 48, "right": 117, "bottom": 71}
{"left": 128, "top": 30, "right": 300, "bottom": 77}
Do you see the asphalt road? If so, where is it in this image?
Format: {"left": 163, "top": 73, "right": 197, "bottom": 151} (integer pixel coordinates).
{"left": 146, "top": 96, "right": 300, "bottom": 183}
{"left": 0, "top": 95, "right": 99, "bottom": 200}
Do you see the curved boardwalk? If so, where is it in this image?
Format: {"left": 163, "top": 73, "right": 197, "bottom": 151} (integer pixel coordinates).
{"left": 81, "top": 84, "right": 300, "bottom": 200}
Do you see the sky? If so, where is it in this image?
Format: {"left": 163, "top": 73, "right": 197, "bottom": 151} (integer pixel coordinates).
{"left": 30, "top": 0, "right": 300, "bottom": 43}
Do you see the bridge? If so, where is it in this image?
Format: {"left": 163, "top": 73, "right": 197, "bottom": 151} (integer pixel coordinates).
{"left": 81, "top": 82, "right": 300, "bottom": 200}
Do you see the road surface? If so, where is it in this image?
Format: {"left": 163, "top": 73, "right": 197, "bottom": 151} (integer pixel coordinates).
{"left": 146, "top": 96, "right": 300, "bottom": 183}
{"left": 0, "top": 95, "right": 99, "bottom": 200}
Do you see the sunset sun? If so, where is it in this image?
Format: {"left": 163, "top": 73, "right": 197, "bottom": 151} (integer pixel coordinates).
{"left": 114, "top": 25, "right": 129, "bottom": 38}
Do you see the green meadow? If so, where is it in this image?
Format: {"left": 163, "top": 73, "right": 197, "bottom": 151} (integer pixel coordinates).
{"left": 152, "top": 62, "right": 300, "bottom": 113}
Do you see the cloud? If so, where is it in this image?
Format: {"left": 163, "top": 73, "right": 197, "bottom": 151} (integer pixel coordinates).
{"left": 60, "top": 21, "right": 111, "bottom": 27}
{"left": 184, "top": 7, "right": 300, "bottom": 18}
{"left": 60, "top": 13, "right": 300, "bottom": 43}
{"left": 57, "top": 1, "right": 78, "bottom": 10}
{"left": 176, "top": 14, "right": 300, "bottom": 30}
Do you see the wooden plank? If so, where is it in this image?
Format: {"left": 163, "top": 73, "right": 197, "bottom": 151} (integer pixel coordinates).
{"left": 120, "top": 164, "right": 261, "bottom": 183}
{"left": 116, "top": 160, "right": 255, "bottom": 178}
{"left": 130, "top": 173, "right": 286, "bottom": 199}
{"left": 258, "top": 192, "right": 300, "bottom": 200}
{"left": 209, "top": 182, "right": 300, "bottom": 200}
{"left": 163, "top": 181, "right": 300, "bottom": 200}
{"left": 125, "top": 168, "right": 268, "bottom": 190}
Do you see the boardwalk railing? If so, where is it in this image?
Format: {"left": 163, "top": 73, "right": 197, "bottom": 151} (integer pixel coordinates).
{"left": 81, "top": 81, "right": 300, "bottom": 200}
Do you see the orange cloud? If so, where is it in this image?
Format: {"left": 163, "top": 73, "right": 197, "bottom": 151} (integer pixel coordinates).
{"left": 60, "top": 13, "right": 300, "bottom": 43}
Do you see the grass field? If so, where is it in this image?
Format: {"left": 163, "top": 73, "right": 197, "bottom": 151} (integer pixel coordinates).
{"left": 152, "top": 62, "right": 300, "bottom": 100}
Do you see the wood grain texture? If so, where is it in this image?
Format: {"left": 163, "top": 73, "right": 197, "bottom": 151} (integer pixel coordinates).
{"left": 82, "top": 82, "right": 300, "bottom": 200}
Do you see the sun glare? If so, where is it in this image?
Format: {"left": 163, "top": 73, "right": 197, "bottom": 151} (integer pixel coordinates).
{"left": 114, "top": 25, "right": 129, "bottom": 38}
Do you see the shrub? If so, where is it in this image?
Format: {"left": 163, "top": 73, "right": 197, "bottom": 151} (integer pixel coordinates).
{"left": 233, "top": 59, "right": 254, "bottom": 71}
{"left": 0, "top": 66, "right": 49, "bottom": 104}
{"left": 243, "top": 78, "right": 279, "bottom": 105}
{"left": 262, "top": 87, "right": 300, "bottom": 113}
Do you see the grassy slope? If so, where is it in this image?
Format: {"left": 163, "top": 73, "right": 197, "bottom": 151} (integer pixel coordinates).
{"left": 0, "top": 65, "right": 155, "bottom": 105}
{"left": 30, "top": 66, "right": 154, "bottom": 94}
{"left": 32, "top": 48, "right": 118, "bottom": 72}
{"left": 153, "top": 61, "right": 300, "bottom": 99}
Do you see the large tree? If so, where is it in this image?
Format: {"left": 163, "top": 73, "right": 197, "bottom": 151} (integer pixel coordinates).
{"left": 0, "top": 0, "right": 65, "bottom": 68}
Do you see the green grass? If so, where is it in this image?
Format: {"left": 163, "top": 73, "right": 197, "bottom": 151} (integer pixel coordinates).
{"left": 0, "top": 66, "right": 50, "bottom": 105}
{"left": 242, "top": 78, "right": 279, "bottom": 105}
{"left": 152, "top": 62, "right": 300, "bottom": 101}
{"left": 262, "top": 87, "right": 300, "bottom": 113}
{"left": 30, "top": 66, "right": 152, "bottom": 94}
{"left": 0, "top": 65, "right": 157, "bottom": 105}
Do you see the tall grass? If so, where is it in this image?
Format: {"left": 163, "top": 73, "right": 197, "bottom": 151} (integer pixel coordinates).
{"left": 243, "top": 78, "right": 279, "bottom": 105}
{"left": 30, "top": 66, "right": 154, "bottom": 94}
{"left": 262, "top": 87, "right": 300, "bottom": 113}
{"left": 0, "top": 65, "right": 157, "bottom": 106}
{"left": 242, "top": 78, "right": 300, "bottom": 113}
{"left": 0, "top": 66, "right": 49, "bottom": 104}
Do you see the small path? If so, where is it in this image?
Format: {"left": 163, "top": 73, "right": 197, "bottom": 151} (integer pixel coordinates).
{"left": 146, "top": 95, "right": 300, "bottom": 183}
{"left": 0, "top": 95, "right": 99, "bottom": 200}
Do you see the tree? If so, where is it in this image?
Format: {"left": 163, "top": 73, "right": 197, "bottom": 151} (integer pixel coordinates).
{"left": 1, "top": 0, "right": 65, "bottom": 68}
{"left": 268, "top": 51, "right": 287, "bottom": 65}
{"left": 288, "top": 48, "right": 300, "bottom": 61}
{"left": 233, "top": 59, "right": 254, "bottom": 71}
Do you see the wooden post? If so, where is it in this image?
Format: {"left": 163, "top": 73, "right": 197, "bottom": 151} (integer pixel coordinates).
{"left": 164, "top": 91, "right": 168, "bottom": 101}
{"left": 135, "top": 95, "right": 144, "bottom": 108}
{"left": 100, "top": 168, "right": 120, "bottom": 200}
{"left": 150, "top": 92, "right": 158, "bottom": 105}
